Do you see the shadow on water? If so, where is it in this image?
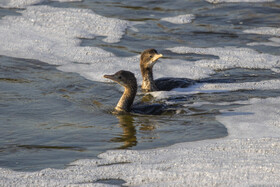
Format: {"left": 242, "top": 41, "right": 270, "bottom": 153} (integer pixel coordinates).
{"left": 111, "top": 115, "right": 137, "bottom": 149}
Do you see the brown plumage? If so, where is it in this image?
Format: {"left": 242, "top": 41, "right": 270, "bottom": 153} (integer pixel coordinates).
{"left": 104, "top": 70, "right": 137, "bottom": 113}
{"left": 104, "top": 70, "right": 166, "bottom": 115}
{"left": 140, "top": 49, "right": 163, "bottom": 92}
{"left": 140, "top": 49, "right": 195, "bottom": 92}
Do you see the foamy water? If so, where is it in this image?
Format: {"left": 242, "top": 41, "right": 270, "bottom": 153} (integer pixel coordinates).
{"left": 206, "top": 0, "right": 275, "bottom": 3}
{"left": 0, "top": 0, "right": 82, "bottom": 8}
{"left": 1, "top": 96, "right": 280, "bottom": 186}
{"left": 1, "top": 0, "right": 280, "bottom": 185}
{"left": 161, "top": 14, "right": 195, "bottom": 24}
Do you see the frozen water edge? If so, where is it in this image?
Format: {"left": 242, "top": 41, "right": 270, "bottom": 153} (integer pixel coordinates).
{"left": 0, "top": 5, "right": 208, "bottom": 83}
{"left": 1, "top": 96, "right": 280, "bottom": 186}
{"left": 0, "top": 5, "right": 136, "bottom": 82}
{"left": 1, "top": 5, "right": 279, "bottom": 83}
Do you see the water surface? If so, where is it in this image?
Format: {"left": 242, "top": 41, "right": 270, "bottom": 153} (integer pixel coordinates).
{"left": 0, "top": 55, "right": 227, "bottom": 171}
{"left": 0, "top": 0, "right": 280, "bottom": 171}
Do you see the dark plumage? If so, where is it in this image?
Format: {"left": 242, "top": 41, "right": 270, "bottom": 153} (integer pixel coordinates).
{"left": 140, "top": 49, "right": 195, "bottom": 92}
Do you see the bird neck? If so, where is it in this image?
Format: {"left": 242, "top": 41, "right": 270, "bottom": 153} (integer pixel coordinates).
{"left": 141, "top": 67, "right": 158, "bottom": 92}
{"left": 115, "top": 84, "right": 137, "bottom": 113}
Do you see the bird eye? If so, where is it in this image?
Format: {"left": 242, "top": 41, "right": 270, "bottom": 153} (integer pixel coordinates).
{"left": 150, "top": 55, "right": 153, "bottom": 58}
{"left": 118, "top": 76, "right": 122, "bottom": 79}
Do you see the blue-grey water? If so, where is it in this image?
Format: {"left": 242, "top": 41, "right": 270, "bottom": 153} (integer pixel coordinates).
{"left": 1, "top": 0, "right": 280, "bottom": 171}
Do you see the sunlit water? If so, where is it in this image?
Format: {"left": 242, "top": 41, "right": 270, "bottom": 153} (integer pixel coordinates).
{"left": 0, "top": 0, "right": 280, "bottom": 171}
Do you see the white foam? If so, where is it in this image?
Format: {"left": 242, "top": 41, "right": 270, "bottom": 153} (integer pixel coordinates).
{"left": 217, "top": 97, "right": 280, "bottom": 139}
{"left": 0, "top": 0, "right": 82, "bottom": 8}
{"left": 151, "top": 46, "right": 280, "bottom": 99}
{"left": 1, "top": 3, "right": 280, "bottom": 186}
{"left": 150, "top": 79, "right": 280, "bottom": 99}
{"left": 0, "top": 5, "right": 135, "bottom": 82}
{"left": 200, "top": 79, "right": 280, "bottom": 92}
{"left": 153, "top": 58, "right": 214, "bottom": 80}
{"left": 1, "top": 5, "right": 279, "bottom": 84}
{"left": 161, "top": 14, "right": 195, "bottom": 24}
{"left": 1, "top": 97, "right": 280, "bottom": 186}
{"left": 206, "top": 0, "right": 274, "bottom": 3}
{"left": 0, "top": 5, "right": 204, "bottom": 83}
{"left": 244, "top": 27, "right": 280, "bottom": 36}
{"left": 0, "top": 0, "right": 43, "bottom": 8}
{"left": 247, "top": 37, "right": 280, "bottom": 47}
{"left": 244, "top": 27, "right": 280, "bottom": 47}
{"left": 58, "top": 57, "right": 214, "bottom": 85}
{"left": 168, "top": 46, "right": 280, "bottom": 70}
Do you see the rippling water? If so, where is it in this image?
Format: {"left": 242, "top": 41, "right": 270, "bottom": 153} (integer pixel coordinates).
{"left": 0, "top": 0, "right": 280, "bottom": 171}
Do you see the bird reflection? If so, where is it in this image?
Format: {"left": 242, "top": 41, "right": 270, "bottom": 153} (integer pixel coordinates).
{"left": 111, "top": 115, "right": 137, "bottom": 149}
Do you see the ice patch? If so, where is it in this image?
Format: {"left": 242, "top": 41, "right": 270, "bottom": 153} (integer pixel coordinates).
{"left": 1, "top": 97, "right": 280, "bottom": 186}
{"left": 206, "top": 0, "right": 274, "bottom": 3}
{"left": 244, "top": 27, "right": 280, "bottom": 36}
{"left": 199, "top": 79, "right": 280, "bottom": 92}
{"left": 168, "top": 46, "right": 280, "bottom": 70}
{"left": 0, "top": 0, "right": 44, "bottom": 8}
{"left": 247, "top": 37, "right": 280, "bottom": 47}
{"left": 161, "top": 14, "right": 195, "bottom": 24}
{"left": 153, "top": 58, "right": 214, "bottom": 80}
{"left": 59, "top": 57, "right": 214, "bottom": 84}
{"left": 244, "top": 27, "right": 280, "bottom": 47}
{"left": 0, "top": 5, "right": 135, "bottom": 82}
{"left": 218, "top": 97, "right": 280, "bottom": 139}
{"left": 0, "top": 0, "right": 82, "bottom": 8}
{"left": 1, "top": 5, "right": 279, "bottom": 84}
{"left": 150, "top": 79, "right": 280, "bottom": 99}
{"left": 0, "top": 5, "right": 212, "bottom": 83}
